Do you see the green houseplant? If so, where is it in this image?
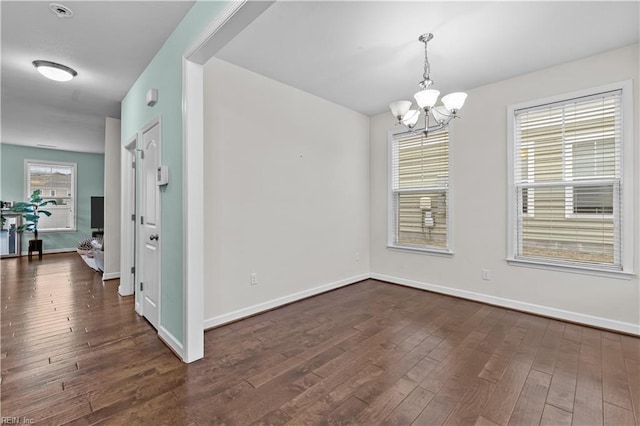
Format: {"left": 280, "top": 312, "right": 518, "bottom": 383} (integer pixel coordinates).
{"left": 12, "top": 189, "right": 57, "bottom": 242}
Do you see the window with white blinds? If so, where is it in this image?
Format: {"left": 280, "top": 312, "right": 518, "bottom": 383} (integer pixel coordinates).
{"left": 512, "top": 89, "right": 625, "bottom": 270}
{"left": 25, "top": 161, "right": 76, "bottom": 231}
{"left": 390, "top": 129, "right": 450, "bottom": 251}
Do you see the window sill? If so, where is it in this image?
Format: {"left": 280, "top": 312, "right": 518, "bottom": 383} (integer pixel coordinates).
{"left": 507, "top": 257, "right": 634, "bottom": 280}
{"left": 38, "top": 228, "right": 77, "bottom": 234}
{"left": 387, "top": 244, "right": 454, "bottom": 257}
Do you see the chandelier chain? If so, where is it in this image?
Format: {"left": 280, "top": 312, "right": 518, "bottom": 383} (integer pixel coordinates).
{"left": 423, "top": 40, "right": 431, "bottom": 84}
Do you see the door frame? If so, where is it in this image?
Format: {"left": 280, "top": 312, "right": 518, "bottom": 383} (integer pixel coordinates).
{"left": 119, "top": 136, "right": 137, "bottom": 298}
{"left": 181, "top": 0, "right": 274, "bottom": 363}
{"left": 138, "top": 116, "right": 162, "bottom": 325}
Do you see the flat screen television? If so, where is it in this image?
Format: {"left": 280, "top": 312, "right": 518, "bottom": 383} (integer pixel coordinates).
{"left": 91, "top": 196, "right": 104, "bottom": 229}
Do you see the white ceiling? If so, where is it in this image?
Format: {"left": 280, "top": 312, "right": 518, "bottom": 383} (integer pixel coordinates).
{"left": 2, "top": 2, "right": 638, "bottom": 155}
{"left": 1, "top": 1, "right": 195, "bottom": 154}
{"left": 216, "top": 1, "right": 640, "bottom": 117}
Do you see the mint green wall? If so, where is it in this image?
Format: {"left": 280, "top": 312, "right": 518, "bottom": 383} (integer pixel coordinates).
{"left": 0, "top": 143, "right": 104, "bottom": 252}
{"left": 121, "top": 1, "right": 228, "bottom": 343}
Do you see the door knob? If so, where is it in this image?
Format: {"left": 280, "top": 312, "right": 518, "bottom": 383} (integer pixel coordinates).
{"left": 150, "top": 234, "right": 159, "bottom": 241}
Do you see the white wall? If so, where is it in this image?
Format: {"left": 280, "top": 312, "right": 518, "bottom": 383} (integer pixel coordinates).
{"left": 103, "top": 117, "right": 121, "bottom": 279}
{"left": 203, "top": 58, "right": 370, "bottom": 324}
{"left": 370, "top": 44, "right": 640, "bottom": 332}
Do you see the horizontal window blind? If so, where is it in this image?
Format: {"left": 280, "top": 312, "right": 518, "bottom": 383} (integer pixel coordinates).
{"left": 391, "top": 130, "right": 449, "bottom": 249}
{"left": 514, "top": 90, "right": 622, "bottom": 268}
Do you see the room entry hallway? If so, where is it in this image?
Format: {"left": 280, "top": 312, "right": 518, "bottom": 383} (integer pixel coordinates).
{"left": 1, "top": 253, "right": 638, "bottom": 425}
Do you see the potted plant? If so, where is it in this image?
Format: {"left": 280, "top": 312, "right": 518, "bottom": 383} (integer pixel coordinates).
{"left": 12, "top": 189, "right": 56, "bottom": 257}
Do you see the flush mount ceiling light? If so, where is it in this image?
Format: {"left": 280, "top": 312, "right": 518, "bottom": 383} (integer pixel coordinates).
{"left": 389, "top": 33, "right": 467, "bottom": 135}
{"left": 32, "top": 60, "right": 77, "bottom": 82}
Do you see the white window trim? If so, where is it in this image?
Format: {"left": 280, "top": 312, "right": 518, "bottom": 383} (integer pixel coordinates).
{"left": 387, "top": 126, "right": 455, "bottom": 255}
{"left": 24, "top": 159, "right": 77, "bottom": 233}
{"left": 507, "top": 80, "right": 634, "bottom": 275}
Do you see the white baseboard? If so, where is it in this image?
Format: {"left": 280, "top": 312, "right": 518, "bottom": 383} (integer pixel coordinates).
{"left": 203, "top": 273, "right": 369, "bottom": 330}
{"left": 102, "top": 272, "right": 120, "bottom": 281}
{"left": 20, "top": 247, "right": 76, "bottom": 256}
{"left": 370, "top": 273, "right": 640, "bottom": 336}
{"left": 118, "top": 285, "right": 134, "bottom": 297}
{"left": 158, "top": 326, "right": 184, "bottom": 360}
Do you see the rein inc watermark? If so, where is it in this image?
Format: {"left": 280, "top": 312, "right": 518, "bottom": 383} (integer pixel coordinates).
{"left": 1, "top": 418, "right": 34, "bottom": 424}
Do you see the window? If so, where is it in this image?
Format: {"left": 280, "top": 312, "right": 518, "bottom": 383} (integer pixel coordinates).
{"left": 389, "top": 129, "right": 451, "bottom": 252}
{"left": 508, "top": 82, "right": 633, "bottom": 273}
{"left": 25, "top": 160, "right": 76, "bottom": 231}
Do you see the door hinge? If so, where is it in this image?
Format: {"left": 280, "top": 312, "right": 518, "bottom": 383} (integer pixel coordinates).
{"left": 131, "top": 266, "right": 135, "bottom": 274}
{"left": 131, "top": 214, "right": 135, "bottom": 221}
{"left": 131, "top": 161, "right": 136, "bottom": 169}
{"left": 140, "top": 282, "right": 144, "bottom": 291}
{"left": 140, "top": 216, "right": 144, "bottom": 225}
{"left": 140, "top": 150, "right": 145, "bottom": 159}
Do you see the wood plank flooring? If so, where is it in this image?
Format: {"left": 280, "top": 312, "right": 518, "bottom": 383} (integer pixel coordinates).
{"left": 1, "top": 253, "right": 638, "bottom": 425}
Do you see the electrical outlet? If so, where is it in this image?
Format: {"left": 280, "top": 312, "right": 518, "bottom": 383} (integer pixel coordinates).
{"left": 481, "top": 269, "right": 490, "bottom": 281}
{"left": 250, "top": 273, "right": 258, "bottom": 285}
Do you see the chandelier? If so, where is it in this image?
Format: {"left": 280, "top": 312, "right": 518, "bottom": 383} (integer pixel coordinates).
{"left": 389, "top": 33, "right": 467, "bottom": 135}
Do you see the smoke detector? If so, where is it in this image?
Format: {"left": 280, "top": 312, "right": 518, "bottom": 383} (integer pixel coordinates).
{"left": 49, "top": 3, "right": 73, "bottom": 18}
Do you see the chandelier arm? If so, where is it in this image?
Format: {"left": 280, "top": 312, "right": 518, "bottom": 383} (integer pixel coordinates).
{"left": 424, "top": 121, "right": 447, "bottom": 133}
{"left": 393, "top": 120, "right": 446, "bottom": 137}
{"left": 429, "top": 117, "right": 448, "bottom": 131}
{"left": 439, "top": 114, "right": 455, "bottom": 125}
{"left": 396, "top": 121, "right": 446, "bottom": 137}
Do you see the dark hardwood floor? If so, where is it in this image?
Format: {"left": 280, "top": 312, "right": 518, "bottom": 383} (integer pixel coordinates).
{"left": 1, "top": 253, "right": 638, "bottom": 425}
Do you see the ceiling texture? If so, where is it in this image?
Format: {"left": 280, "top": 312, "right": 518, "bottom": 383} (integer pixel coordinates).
{"left": 1, "top": 1, "right": 638, "bottom": 155}
{"left": 1, "top": 1, "right": 194, "bottom": 154}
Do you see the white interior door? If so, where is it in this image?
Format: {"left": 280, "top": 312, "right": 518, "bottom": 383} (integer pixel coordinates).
{"left": 140, "top": 120, "right": 161, "bottom": 329}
